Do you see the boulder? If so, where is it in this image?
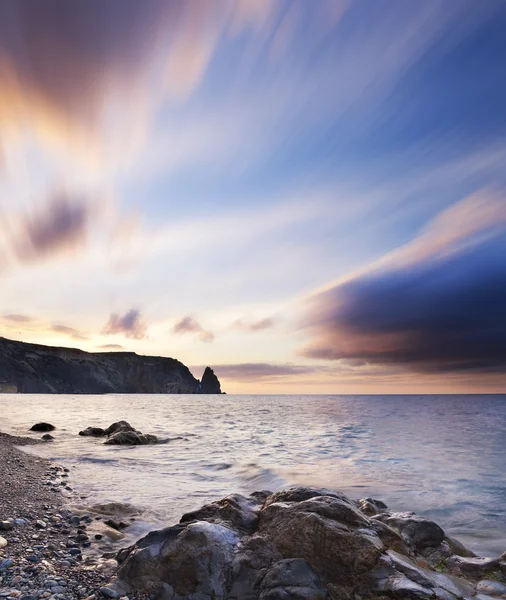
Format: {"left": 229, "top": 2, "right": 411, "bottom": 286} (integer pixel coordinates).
{"left": 79, "top": 427, "right": 106, "bottom": 437}
{"left": 116, "top": 521, "right": 239, "bottom": 598}
{"left": 30, "top": 422, "right": 55, "bottom": 432}
{"left": 41, "top": 433, "right": 54, "bottom": 441}
{"left": 181, "top": 493, "right": 264, "bottom": 535}
{"left": 258, "top": 495, "right": 383, "bottom": 585}
{"left": 373, "top": 511, "right": 445, "bottom": 550}
{"left": 109, "top": 487, "right": 504, "bottom": 600}
{"left": 104, "top": 421, "right": 136, "bottom": 436}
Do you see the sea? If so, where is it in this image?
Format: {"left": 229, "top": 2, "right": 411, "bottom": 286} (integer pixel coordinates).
{"left": 1, "top": 394, "right": 505, "bottom": 557}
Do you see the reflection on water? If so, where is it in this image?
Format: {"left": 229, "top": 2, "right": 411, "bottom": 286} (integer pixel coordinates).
{"left": 1, "top": 393, "right": 505, "bottom": 556}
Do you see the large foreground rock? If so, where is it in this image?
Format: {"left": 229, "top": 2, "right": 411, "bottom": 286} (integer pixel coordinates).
{"left": 110, "top": 487, "right": 506, "bottom": 600}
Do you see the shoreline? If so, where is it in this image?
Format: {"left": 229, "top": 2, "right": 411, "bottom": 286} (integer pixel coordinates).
{"left": 0, "top": 432, "right": 133, "bottom": 600}
{"left": 2, "top": 431, "right": 506, "bottom": 599}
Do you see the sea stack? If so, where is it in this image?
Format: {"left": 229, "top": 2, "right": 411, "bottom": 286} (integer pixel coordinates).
{"left": 200, "top": 366, "right": 222, "bottom": 394}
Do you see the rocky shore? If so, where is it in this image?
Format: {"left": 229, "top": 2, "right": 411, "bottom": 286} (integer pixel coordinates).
{"left": 0, "top": 432, "right": 137, "bottom": 600}
{"left": 1, "top": 431, "right": 506, "bottom": 600}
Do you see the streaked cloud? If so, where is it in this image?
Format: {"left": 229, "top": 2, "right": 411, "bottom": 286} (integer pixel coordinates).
{"left": 98, "top": 344, "right": 125, "bottom": 351}
{"left": 2, "top": 314, "right": 33, "bottom": 323}
{"left": 2, "top": 191, "right": 93, "bottom": 262}
{"left": 102, "top": 309, "right": 147, "bottom": 340}
{"left": 51, "top": 323, "right": 88, "bottom": 341}
{"left": 192, "top": 362, "right": 324, "bottom": 382}
{"left": 172, "top": 317, "right": 214, "bottom": 343}
{"left": 231, "top": 317, "right": 276, "bottom": 333}
{"left": 300, "top": 191, "right": 506, "bottom": 373}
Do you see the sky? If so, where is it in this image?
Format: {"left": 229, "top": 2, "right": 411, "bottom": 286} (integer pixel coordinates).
{"left": 0, "top": 0, "right": 505, "bottom": 394}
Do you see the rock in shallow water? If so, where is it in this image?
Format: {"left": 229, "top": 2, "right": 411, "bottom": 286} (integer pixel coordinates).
{"left": 103, "top": 431, "right": 161, "bottom": 445}
{"left": 29, "top": 422, "right": 55, "bottom": 432}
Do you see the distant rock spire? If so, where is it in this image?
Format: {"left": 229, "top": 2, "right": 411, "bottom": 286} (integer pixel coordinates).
{"left": 200, "top": 367, "right": 222, "bottom": 394}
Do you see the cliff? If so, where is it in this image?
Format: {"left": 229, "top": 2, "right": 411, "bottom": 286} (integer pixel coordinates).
{"left": 0, "top": 336, "right": 222, "bottom": 394}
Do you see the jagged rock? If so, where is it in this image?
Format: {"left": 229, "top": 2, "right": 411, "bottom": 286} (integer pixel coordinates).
{"left": 445, "top": 536, "right": 477, "bottom": 558}
{"left": 30, "top": 422, "right": 55, "bottom": 432}
{"left": 446, "top": 555, "right": 501, "bottom": 580}
{"left": 258, "top": 495, "right": 383, "bottom": 585}
{"left": 110, "top": 487, "right": 506, "bottom": 600}
{"left": 181, "top": 492, "right": 264, "bottom": 534}
{"left": 79, "top": 427, "right": 106, "bottom": 437}
{"left": 200, "top": 366, "right": 222, "bottom": 394}
{"left": 116, "top": 521, "right": 239, "bottom": 598}
{"left": 373, "top": 511, "right": 445, "bottom": 550}
{"left": 359, "top": 497, "right": 389, "bottom": 516}
{"left": 477, "top": 579, "right": 506, "bottom": 596}
{"left": 259, "top": 559, "right": 327, "bottom": 600}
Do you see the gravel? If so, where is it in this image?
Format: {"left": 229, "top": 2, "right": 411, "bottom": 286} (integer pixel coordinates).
{"left": 0, "top": 432, "right": 145, "bottom": 600}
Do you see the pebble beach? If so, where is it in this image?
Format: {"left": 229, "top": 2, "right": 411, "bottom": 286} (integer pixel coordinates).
{"left": 0, "top": 432, "right": 132, "bottom": 600}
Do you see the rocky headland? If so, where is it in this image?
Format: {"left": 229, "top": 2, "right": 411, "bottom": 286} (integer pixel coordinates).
{"left": 0, "top": 337, "right": 222, "bottom": 394}
{"left": 1, "top": 431, "right": 505, "bottom": 600}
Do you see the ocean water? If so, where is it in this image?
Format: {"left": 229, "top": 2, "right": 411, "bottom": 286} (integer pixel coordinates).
{"left": 1, "top": 394, "right": 505, "bottom": 556}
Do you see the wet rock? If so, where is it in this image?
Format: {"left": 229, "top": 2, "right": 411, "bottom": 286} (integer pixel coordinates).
{"left": 103, "top": 421, "right": 135, "bottom": 436}
{"left": 446, "top": 535, "right": 477, "bottom": 558}
{"left": 259, "top": 558, "right": 327, "bottom": 600}
{"left": 98, "top": 587, "right": 119, "bottom": 599}
{"left": 116, "top": 521, "right": 240, "bottom": 598}
{"left": 477, "top": 579, "right": 506, "bottom": 596}
{"left": 103, "top": 431, "right": 161, "bottom": 445}
{"left": 180, "top": 492, "right": 264, "bottom": 534}
{"left": 258, "top": 494, "right": 383, "bottom": 585}
{"left": 103, "top": 520, "right": 127, "bottom": 532}
{"left": 359, "top": 497, "right": 389, "bottom": 516}
{"left": 41, "top": 434, "right": 54, "bottom": 441}
{"left": 29, "top": 423, "right": 55, "bottom": 432}
{"left": 78, "top": 428, "right": 106, "bottom": 437}
{"left": 264, "top": 487, "right": 353, "bottom": 508}
{"left": 0, "top": 520, "right": 14, "bottom": 531}
{"left": 446, "top": 555, "right": 501, "bottom": 580}
{"left": 110, "top": 486, "right": 505, "bottom": 600}
{"left": 373, "top": 511, "right": 445, "bottom": 550}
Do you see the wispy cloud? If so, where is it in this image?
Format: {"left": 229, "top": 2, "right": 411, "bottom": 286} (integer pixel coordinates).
{"left": 231, "top": 317, "right": 275, "bottom": 332}
{"left": 98, "top": 343, "right": 125, "bottom": 350}
{"left": 300, "top": 191, "right": 506, "bottom": 373}
{"left": 192, "top": 362, "right": 324, "bottom": 381}
{"left": 102, "top": 309, "right": 147, "bottom": 340}
{"left": 172, "top": 316, "right": 214, "bottom": 343}
{"left": 2, "top": 314, "right": 33, "bottom": 323}
{"left": 51, "top": 323, "right": 88, "bottom": 341}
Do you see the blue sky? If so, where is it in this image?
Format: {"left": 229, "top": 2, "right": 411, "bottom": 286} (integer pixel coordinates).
{"left": 0, "top": 0, "right": 505, "bottom": 392}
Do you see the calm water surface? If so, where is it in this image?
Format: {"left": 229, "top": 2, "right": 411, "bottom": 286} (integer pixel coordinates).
{"left": 1, "top": 394, "right": 505, "bottom": 556}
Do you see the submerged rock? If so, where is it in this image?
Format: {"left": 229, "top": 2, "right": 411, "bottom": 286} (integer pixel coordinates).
{"left": 79, "top": 427, "right": 106, "bottom": 437}
{"left": 41, "top": 433, "right": 54, "bottom": 441}
{"left": 30, "top": 422, "right": 55, "bottom": 432}
{"left": 103, "top": 431, "right": 161, "bottom": 445}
